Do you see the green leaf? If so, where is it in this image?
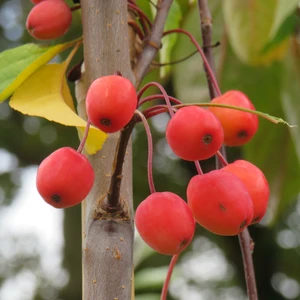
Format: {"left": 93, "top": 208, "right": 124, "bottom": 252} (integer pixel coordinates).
{"left": 268, "top": 0, "right": 299, "bottom": 39}
{"left": 261, "top": 12, "right": 300, "bottom": 54}
{"left": 0, "top": 40, "right": 78, "bottom": 102}
{"left": 172, "top": 1, "right": 223, "bottom": 103}
{"left": 223, "top": 0, "right": 290, "bottom": 65}
{"left": 135, "top": 266, "right": 170, "bottom": 290}
{"left": 281, "top": 43, "right": 300, "bottom": 164}
{"left": 159, "top": 0, "right": 182, "bottom": 78}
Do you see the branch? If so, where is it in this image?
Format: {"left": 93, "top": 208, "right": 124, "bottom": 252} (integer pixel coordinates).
{"left": 103, "top": 119, "right": 136, "bottom": 213}
{"left": 198, "top": 0, "right": 218, "bottom": 99}
{"left": 197, "top": 0, "right": 226, "bottom": 166}
{"left": 197, "top": 2, "right": 258, "bottom": 299}
{"left": 238, "top": 229, "right": 258, "bottom": 300}
{"left": 134, "top": 0, "right": 174, "bottom": 86}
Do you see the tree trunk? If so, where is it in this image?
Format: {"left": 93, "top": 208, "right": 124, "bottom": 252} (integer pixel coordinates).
{"left": 79, "top": 1, "right": 135, "bottom": 299}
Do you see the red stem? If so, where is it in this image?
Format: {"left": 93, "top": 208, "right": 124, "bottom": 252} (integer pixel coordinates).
{"left": 128, "top": 2, "right": 152, "bottom": 35}
{"left": 163, "top": 29, "right": 222, "bottom": 97}
{"left": 138, "top": 82, "right": 175, "bottom": 117}
{"left": 77, "top": 119, "right": 91, "bottom": 153}
{"left": 160, "top": 253, "right": 180, "bottom": 300}
{"left": 135, "top": 110, "right": 156, "bottom": 194}
{"left": 216, "top": 150, "right": 228, "bottom": 167}
{"left": 139, "top": 94, "right": 182, "bottom": 106}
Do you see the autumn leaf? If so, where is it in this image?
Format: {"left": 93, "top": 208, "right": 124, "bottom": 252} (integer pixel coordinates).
{"left": 9, "top": 63, "right": 107, "bottom": 154}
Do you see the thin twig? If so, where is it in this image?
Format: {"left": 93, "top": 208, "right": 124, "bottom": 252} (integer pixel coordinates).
{"left": 134, "top": 0, "right": 174, "bottom": 86}
{"left": 197, "top": 0, "right": 227, "bottom": 168}
{"left": 197, "top": 1, "right": 258, "bottom": 299}
{"left": 198, "top": 0, "right": 217, "bottom": 99}
{"left": 238, "top": 229, "right": 258, "bottom": 300}
{"left": 135, "top": 110, "right": 156, "bottom": 194}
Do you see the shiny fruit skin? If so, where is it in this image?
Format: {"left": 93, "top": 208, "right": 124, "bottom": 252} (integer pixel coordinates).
{"left": 135, "top": 192, "right": 195, "bottom": 255}
{"left": 166, "top": 106, "right": 224, "bottom": 161}
{"left": 221, "top": 160, "right": 269, "bottom": 224}
{"left": 86, "top": 75, "right": 137, "bottom": 133}
{"left": 187, "top": 170, "right": 253, "bottom": 236}
{"left": 36, "top": 147, "right": 95, "bottom": 208}
{"left": 208, "top": 90, "right": 258, "bottom": 146}
{"left": 26, "top": 0, "right": 72, "bottom": 40}
{"left": 30, "top": 0, "right": 45, "bottom": 4}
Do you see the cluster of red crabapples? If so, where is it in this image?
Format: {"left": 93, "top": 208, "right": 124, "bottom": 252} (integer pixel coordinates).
{"left": 36, "top": 75, "right": 269, "bottom": 257}
{"left": 36, "top": 75, "right": 137, "bottom": 208}
{"left": 26, "top": 0, "right": 73, "bottom": 40}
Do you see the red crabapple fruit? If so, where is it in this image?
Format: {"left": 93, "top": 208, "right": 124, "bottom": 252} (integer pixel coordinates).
{"left": 208, "top": 90, "right": 258, "bottom": 146}
{"left": 86, "top": 75, "right": 137, "bottom": 133}
{"left": 26, "top": 0, "right": 72, "bottom": 40}
{"left": 135, "top": 192, "right": 195, "bottom": 255}
{"left": 30, "top": 0, "right": 45, "bottom": 4}
{"left": 221, "top": 160, "right": 269, "bottom": 224}
{"left": 187, "top": 170, "right": 253, "bottom": 236}
{"left": 166, "top": 106, "right": 224, "bottom": 161}
{"left": 36, "top": 147, "right": 94, "bottom": 209}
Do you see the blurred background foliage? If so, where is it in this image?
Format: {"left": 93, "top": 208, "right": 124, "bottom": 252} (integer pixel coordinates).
{"left": 0, "top": 0, "right": 300, "bottom": 299}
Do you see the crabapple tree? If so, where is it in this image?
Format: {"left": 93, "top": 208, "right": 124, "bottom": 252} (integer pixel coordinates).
{"left": 0, "top": 1, "right": 300, "bottom": 300}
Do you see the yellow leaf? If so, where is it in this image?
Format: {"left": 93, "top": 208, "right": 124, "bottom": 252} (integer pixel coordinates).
{"left": 0, "top": 41, "right": 77, "bottom": 102}
{"left": 9, "top": 63, "right": 107, "bottom": 154}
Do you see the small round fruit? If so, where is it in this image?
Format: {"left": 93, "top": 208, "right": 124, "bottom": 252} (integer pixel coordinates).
{"left": 135, "top": 192, "right": 195, "bottom": 255}
{"left": 208, "top": 90, "right": 258, "bottom": 146}
{"left": 86, "top": 75, "right": 137, "bottom": 133}
{"left": 36, "top": 147, "right": 94, "bottom": 208}
{"left": 187, "top": 170, "right": 253, "bottom": 236}
{"left": 166, "top": 106, "right": 224, "bottom": 161}
{"left": 26, "top": 0, "right": 72, "bottom": 40}
{"left": 221, "top": 160, "right": 269, "bottom": 224}
{"left": 30, "top": 0, "right": 45, "bottom": 4}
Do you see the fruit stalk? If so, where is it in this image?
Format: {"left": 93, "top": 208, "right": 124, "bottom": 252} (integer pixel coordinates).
{"left": 161, "top": 254, "right": 180, "bottom": 300}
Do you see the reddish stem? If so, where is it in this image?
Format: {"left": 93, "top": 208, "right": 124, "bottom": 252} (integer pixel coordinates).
{"left": 128, "top": 2, "right": 152, "bottom": 35}
{"left": 139, "top": 94, "right": 182, "bottom": 107}
{"left": 160, "top": 253, "right": 180, "bottom": 300}
{"left": 71, "top": 5, "right": 81, "bottom": 12}
{"left": 216, "top": 150, "right": 228, "bottom": 167}
{"left": 138, "top": 82, "right": 175, "bottom": 117}
{"left": 194, "top": 161, "right": 203, "bottom": 175}
{"left": 142, "top": 105, "right": 170, "bottom": 119}
{"left": 135, "top": 110, "right": 156, "bottom": 194}
{"left": 163, "top": 29, "right": 222, "bottom": 97}
{"left": 77, "top": 119, "right": 91, "bottom": 153}
{"left": 128, "top": 20, "right": 145, "bottom": 41}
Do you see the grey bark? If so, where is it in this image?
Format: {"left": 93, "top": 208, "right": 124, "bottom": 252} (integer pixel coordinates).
{"left": 79, "top": 1, "right": 135, "bottom": 299}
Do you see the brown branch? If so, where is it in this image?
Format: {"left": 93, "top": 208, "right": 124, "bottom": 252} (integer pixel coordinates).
{"left": 198, "top": 0, "right": 218, "bottom": 99}
{"left": 133, "top": 0, "right": 174, "bottom": 86}
{"left": 238, "top": 229, "right": 258, "bottom": 300}
{"left": 197, "top": 2, "right": 258, "bottom": 299}
{"left": 104, "top": 119, "right": 136, "bottom": 213}
{"left": 198, "top": 0, "right": 226, "bottom": 166}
